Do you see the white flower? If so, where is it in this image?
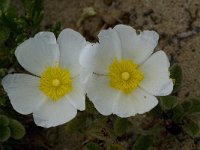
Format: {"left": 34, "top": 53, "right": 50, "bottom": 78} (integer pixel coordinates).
{"left": 80, "top": 24, "right": 173, "bottom": 117}
{"left": 2, "top": 29, "right": 86, "bottom": 128}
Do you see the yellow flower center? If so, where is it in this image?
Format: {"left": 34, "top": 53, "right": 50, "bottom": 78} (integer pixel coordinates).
{"left": 121, "top": 72, "right": 130, "bottom": 80}
{"left": 40, "top": 66, "right": 72, "bottom": 101}
{"left": 52, "top": 79, "right": 60, "bottom": 87}
{"left": 108, "top": 59, "right": 144, "bottom": 94}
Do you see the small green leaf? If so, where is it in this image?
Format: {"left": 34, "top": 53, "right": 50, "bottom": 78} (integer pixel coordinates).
{"left": 0, "top": 26, "right": 10, "bottom": 45}
{"left": 9, "top": 119, "right": 25, "bottom": 140}
{"left": 183, "top": 120, "right": 199, "bottom": 137}
{"left": 0, "top": 115, "right": 9, "bottom": 127}
{"left": 159, "top": 96, "right": 178, "bottom": 110}
{"left": 50, "top": 21, "right": 61, "bottom": 37}
{"left": 182, "top": 100, "right": 193, "bottom": 112}
{"left": 114, "top": 118, "right": 132, "bottom": 136}
{"left": 65, "top": 114, "right": 86, "bottom": 134}
{"left": 182, "top": 99, "right": 200, "bottom": 116}
{"left": 106, "top": 144, "right": 125, "bottom": 150}
{"left": 0, "top": 126, "right": 10, "bottom": 142}
{"left": 85, "top": 142, "right": 102, "bottom": 150}
{"left": 170, "top": 64, "right": 182, "bottom": 92}
{"left": 171, "top": 105, "right": 184, "bottom": 123}
{"left": 132, "top": 135, "right": 153, "bottom": 150}
{"left": 148, "top": 104, "right": 162, "bottom": 118}
{"left": 87, "top": 124, "right": 115, "bottom": 143}
{"left": 0, "top": 0, "right": 10, "bottom": 13}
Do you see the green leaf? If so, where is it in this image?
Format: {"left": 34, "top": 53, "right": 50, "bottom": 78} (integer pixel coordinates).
{"left": 182, "top": 100, "right": 193, "bottom": 112}
{"left": 85, "top": 142, "right": 102, "bottom": 150}
{"left": 183, "top": 99, "right": 200, "bottom": 115}
{"left": 171, "top": 104, "right": 184, "bottom": 123}
{"left": 87, "top": 124, "right": 115, "bottom": 143}
{"left": 0, "top": 26, "right": 10, "bottom": 45}
{"left": 65, "top": 114, "right": 86, "bottom": 134}
{"left": 114, "top": 118, "right": 132, "bottom": 136}
{"left": 0, "top": 115, "right": 9, "bottom": 127}
{"left": 148, "top": 104, "right": 162, "bottom": 118}
{"left": 0, "top": 126, "right": 10, "bottom": 142}
{"left": 170, "top": 64, "right": 182, "bottom": 92}
{"left": 50, "top": 21, "right": 61, "bottom": 37}
{"left": 159, "top": 96, "right": 178, "bottom": 110}
{"left": 0, "top": 0, "right": 10, "bottom": 13}
{"left": 183, "top": 120, "right": 199, "bottom": 137}
{"left": 9, "top": 119, "right": 25, "bottom": 139}
{"left": 132, "top": 135, "right": 153, "bottom": 150}
{"left": 106, "top": 144, "right": 125, "bottom": 150}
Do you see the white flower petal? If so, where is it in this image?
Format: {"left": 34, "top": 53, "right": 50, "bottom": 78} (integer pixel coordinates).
{"left": 33, "top": 98, "right": 77, "bottom": 128}
{"left": 79, "top": 28, "right": 122, "bottom": 74}
{"left": 139, "top": 51, "right": 173, "bottom": 96}
{"left": 1, "top": 74, "right": 46, "bottom": 114}
{"left": 65, "top": 76, "right": 85, "bottom": 111}
{"left": 15, "top": 32, "right": 60, "bottom": 76}
{"left": 79, "top": 67, "right": 92, "bottom": 88}
{"left": 114, "top": 24, "right": 159, "bottom": 65}
{"left": 113, "top": 88, "right": 158, "bottom": 117}
{"left": 57, "top": 29, "right": 86, "bottom": 76}
{"left": 86, "top": 75, "right": 120, "bottom": 115}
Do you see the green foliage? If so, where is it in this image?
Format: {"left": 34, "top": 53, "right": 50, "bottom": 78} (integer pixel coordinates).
{"left": 183, "top": 120, "right": 199, "bottom": 138}
{"left": 182, "top": 98, "right": 200, "bottom": 115}
{"left": 0, "top": 0, "right": 10, "bottom": 13}
{"left": 171, "top": 104, "right": 184, "bottom": 123}
{"left": 0, "top": 26, "right": 10, "bottom": 45}
{"left": 9, "top": 119, "right": 25, "bottom": 140}
{"left": 132, "top": 135, "right": 153, "bottom": 150}
{"left": 0, "top": 115, "right": 10, "bottom": 142}
{"left": 170, "top": 64, "right": 182, "bottom": 92}
{"left": 114, "top": 118, "right": 132, "bottom": 136}
{"left": 87, "top": 125, "right": 115, "bottom": 143}
{"left": 159, "top": 96, "right": 178, "bottom": 110}
{"left": 106, "top": 144, "right": 125, "bottom": 150}
{"left": 85, "top": 142, "right": 102, "bottom": 150}
{"left": 50, "top": 21, "right": 61, "bottom": 37}
{"left": 0, "top": 126, "right": 11, "bottom": 142}
{"left": 65, "top": 114, "right": 86, "bottom": 134}
{"left": 148, "top": 104, "right": 162, "bottom": 118}
{"left": 0, "top": 115, "right": 9, "bottom": 126}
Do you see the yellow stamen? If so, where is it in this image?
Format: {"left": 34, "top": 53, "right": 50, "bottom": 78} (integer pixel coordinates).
{"left": 108, "top": 59, "right": 144, "bottom": 94}
{"left": 40, "top": 66, "right": 72, "bottom": 101}
{"left": 52, "top": 79, "right": 60, "bottom": 87}
{"left": 121, "top": 72, "right": 130, "bottom": 80}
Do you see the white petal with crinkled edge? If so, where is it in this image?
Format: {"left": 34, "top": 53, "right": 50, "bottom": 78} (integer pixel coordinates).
{"left": 65, "top": 76, "right": 85, "bottom": 111}
{"left": 15, "top": 32, "right": 60, "bottom": 76}
{"left": 114, "top": 24, "right": 159, "bottom": 65}
{"left": 33, "top": 98, "right": 77, "bottom": 128}
{"left": 86, "top": 75, "right": 120, "bottom": 115}
{"left": 1, "top": 74, "right": 46, "bottom": 114}
{"left": 57, "top": 29, "right": 86, "bottom": 76}
{"left": 79, "top": 28, "right": 122, "bottom": 74}
{"left": 139, "top": 51, "right": 173, "bottom": 96}
{"left": 113, "top": 88, "right": 158, "bottom": 117}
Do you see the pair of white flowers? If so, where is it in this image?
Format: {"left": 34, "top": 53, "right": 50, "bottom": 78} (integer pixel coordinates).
{"left": 2, "top": 25, "right": 173, "bottom": 128}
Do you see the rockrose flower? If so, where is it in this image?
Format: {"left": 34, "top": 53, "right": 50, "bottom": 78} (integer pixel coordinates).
{"left": 2, "top": 29, "right": 86, "bottom": 127}
{"left": 80, "top": 24, "right": 173, "bottom": 117}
